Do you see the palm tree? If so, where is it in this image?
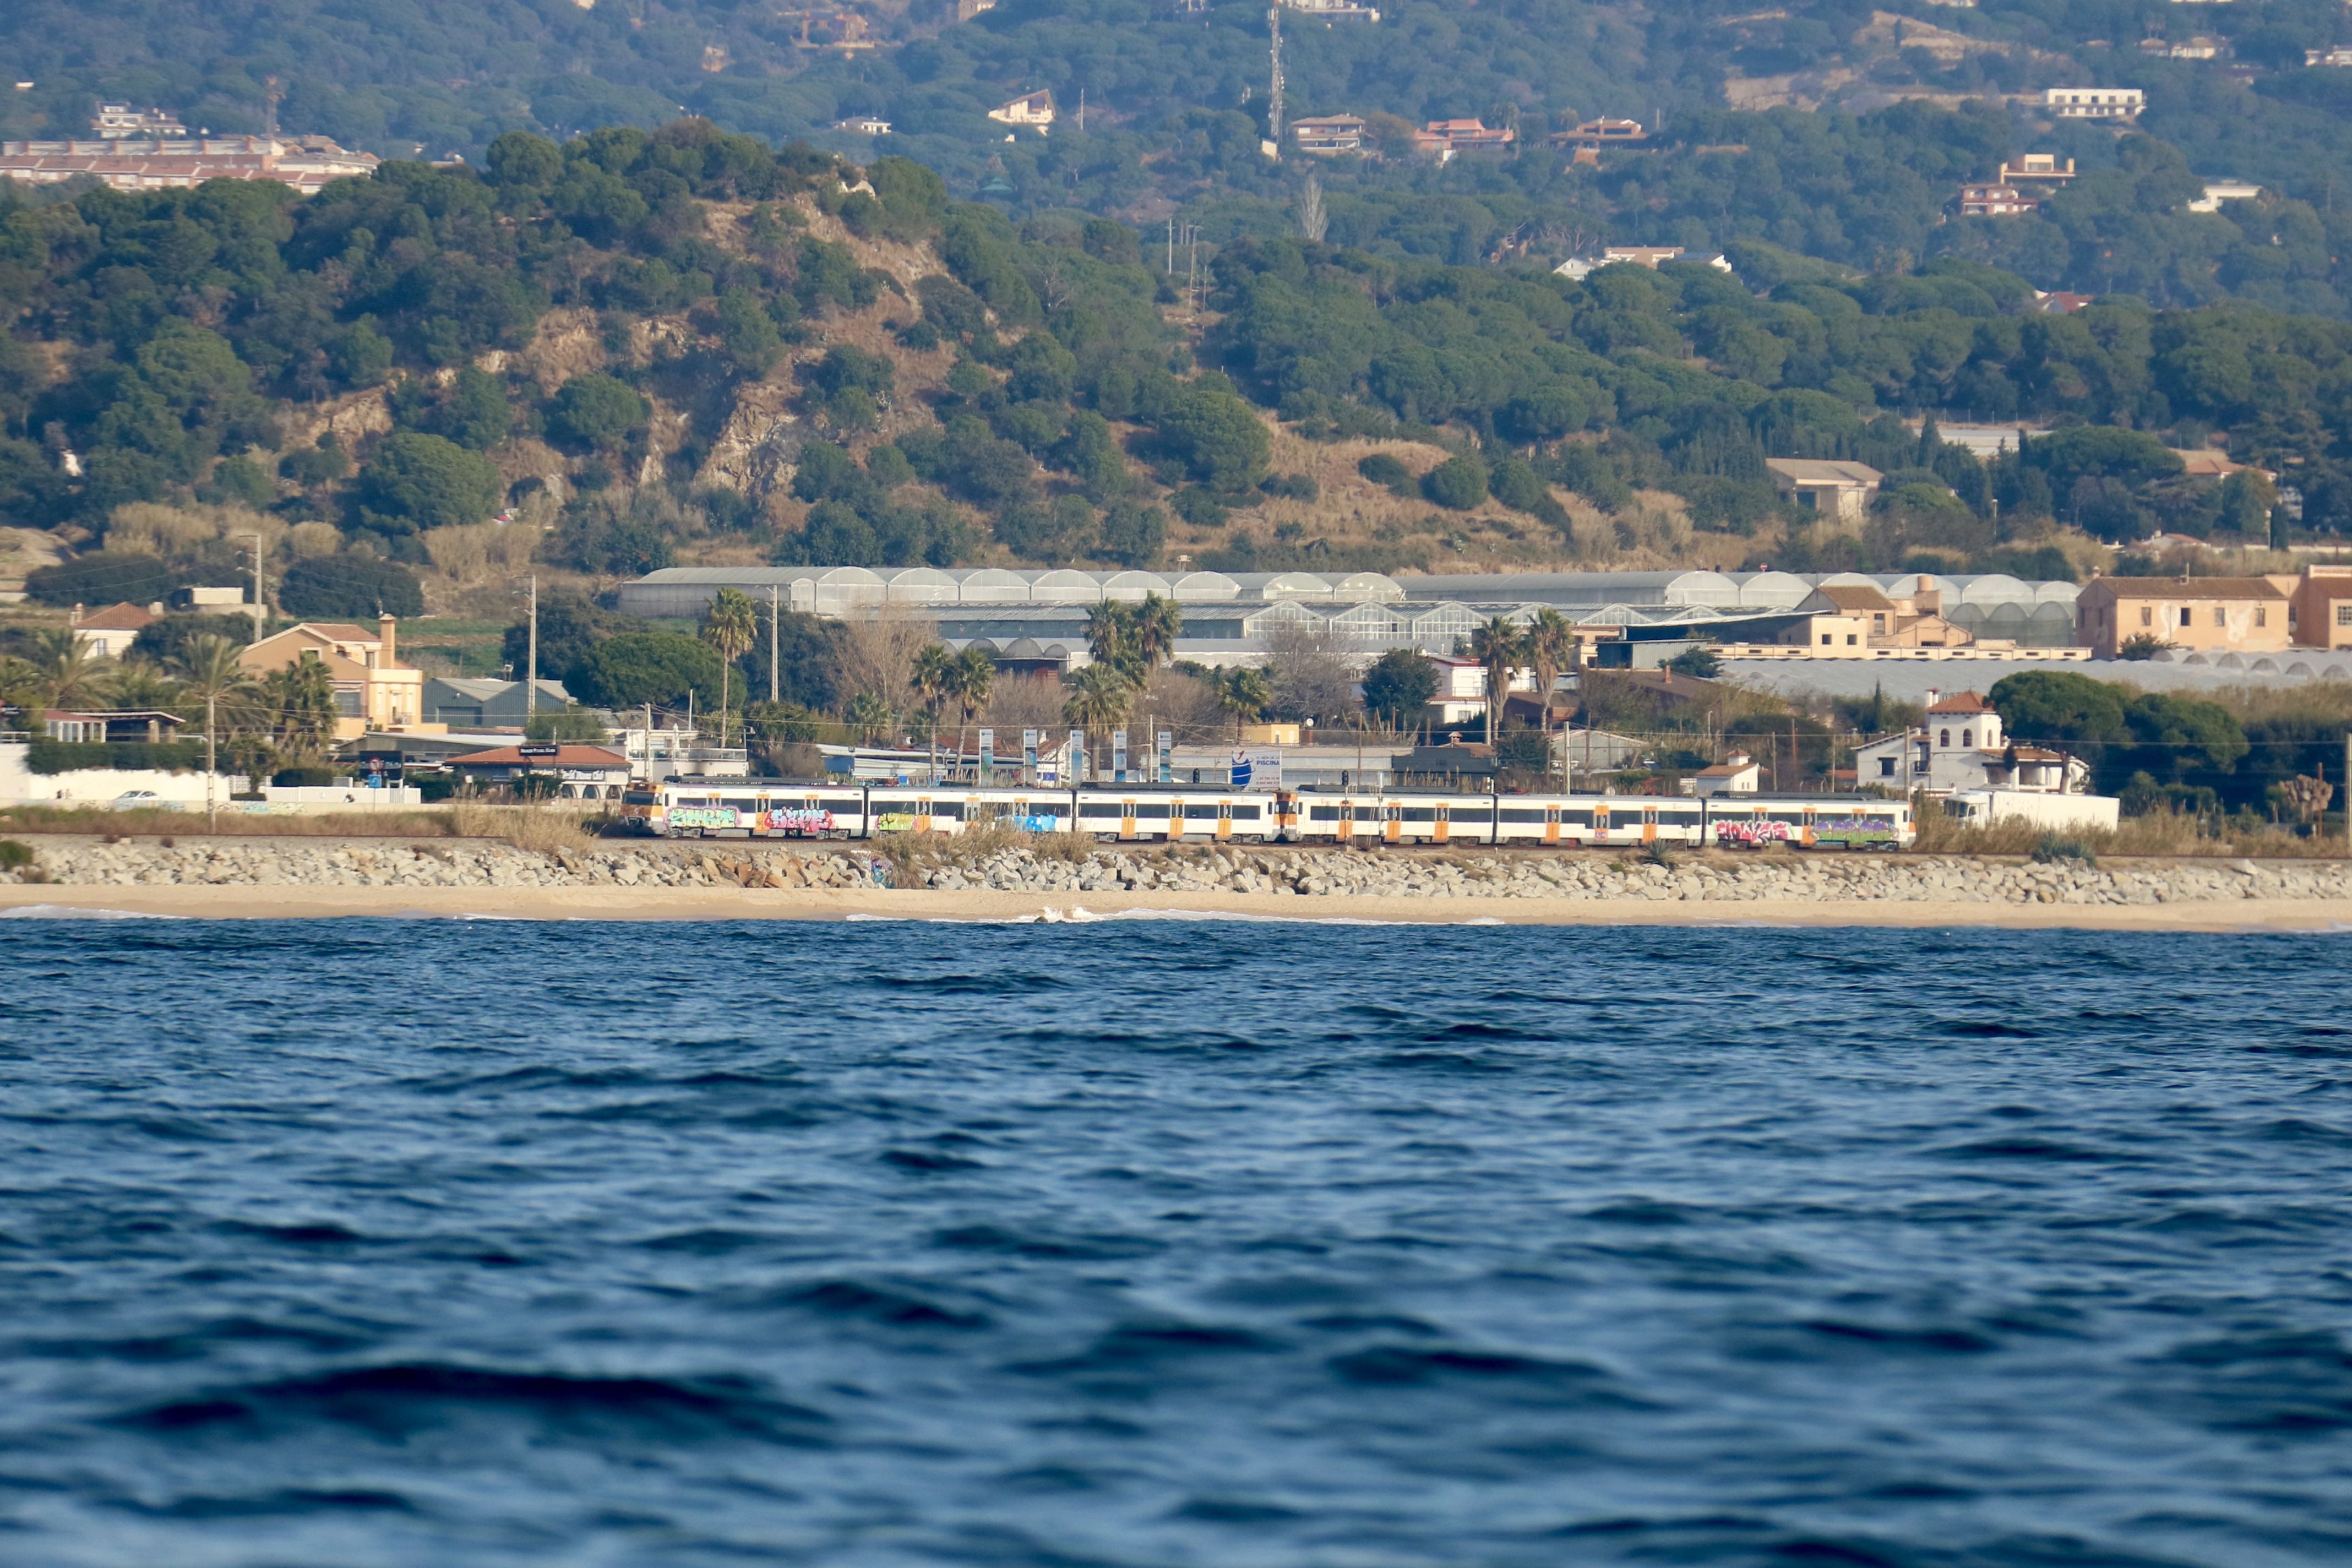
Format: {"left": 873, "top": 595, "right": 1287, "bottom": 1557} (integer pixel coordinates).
{"left": 1215, "top": 666, "right": 1272, "bottom": 742}
{"left": 944, "top": 644, "right": 995, "bottom": 778}
{"left": 701, "top": 587, "right": 759, "bottom": 747}
{"left": 1085, "top": 601, "right": 1136, "bottom": 678}
{"left": 910, "top": 641, "right": 954, "bottom": 779}
{"left": 1525, "top": 608, "right": 1573, "bottom": 776}
{"left": 168, "top": 635, "right": 259, "bottom": 828}
{"left": 263, "top": 655, "right": 337, "bottom": 766}
{"left": 24, "top": 626, "right": 109, "bottom": 711}
{"left": 1468, "top": 616, "right": 1527, "bottom": 744}
{"left": 844, "top": 690, "right": 894, "bottom": 745}
{"left": 1063, "top": 661, "right": 1136, "bottom": 732}
{"left": 1133, "top": 593, "right": 1183, "bottom": 676}
{"left": 101, "top": 661, "right": 182, "bottom": 712}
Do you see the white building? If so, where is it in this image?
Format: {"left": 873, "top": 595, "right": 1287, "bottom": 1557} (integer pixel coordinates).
{"left": 1852, "top": 690, "right": 2093, "bottom": 796}
{"left": 988, "top": 90, "right": 1055, "bottom": 129}
{"left": 1687, "top": 751, "right": 1761, "bottom": 796}
{"left": 2045, "top": 87, "right": 2145, "bottom": 119}
{"left": 2187, "top": 179, "right": 2261, "bottom": 213}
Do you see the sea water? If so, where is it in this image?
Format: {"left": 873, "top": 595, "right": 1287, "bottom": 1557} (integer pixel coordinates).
{"left": 1, "top": 917, "right": 2348, "bottom": 1566}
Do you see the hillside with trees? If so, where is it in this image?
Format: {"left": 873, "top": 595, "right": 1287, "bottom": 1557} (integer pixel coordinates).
{"left": 6, "top": 122, "right": 2352, "bottom": 641}
{"left": 20, "top": 2, "right": 2352, "bottom": 316}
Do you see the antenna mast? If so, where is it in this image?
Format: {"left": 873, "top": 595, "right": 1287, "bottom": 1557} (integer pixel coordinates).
{"left": 1267, "top": 4, "right": 1283, "bottom": 157}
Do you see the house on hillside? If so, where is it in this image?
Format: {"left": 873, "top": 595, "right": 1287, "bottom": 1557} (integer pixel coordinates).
{"left": 988, "top": 90, "right": 1055, "bottom": 129}
{"left": 1413, "top": 119, "right": 1514, "bottom": 159}
{"left": 2187, "top": 179, "right": 2260, "bottom": 211}
{"left": 1547, "top": 117, "right": 1649, "bottom": 148}
{"left": 1291, "top": 115, "right": 1366, "bottom": 155}
{"left": 1958, "top": 183, "right": 2040, "bottom": 217}
{"left": 1766, "top": 458, "right": 1882, "bottom": 521}
{"left": 2045, "top": 87, "right": 2144, "bottom": 118}
{"left": 1999, "top": 154, "right": 2076, "bottom": 183}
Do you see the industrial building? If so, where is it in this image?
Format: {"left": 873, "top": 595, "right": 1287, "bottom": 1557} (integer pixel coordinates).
{"left": 616, "top": 566, "right": 2088, "bottom": 668}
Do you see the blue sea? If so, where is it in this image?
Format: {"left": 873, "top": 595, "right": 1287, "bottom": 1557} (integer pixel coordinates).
{"left": 2, "top": 915, "right": 2349, "bottom": 1566}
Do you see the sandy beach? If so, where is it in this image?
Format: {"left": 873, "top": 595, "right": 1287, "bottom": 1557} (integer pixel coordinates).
{"left": 6, "top": 881, "right": 2350, "bottom": 930}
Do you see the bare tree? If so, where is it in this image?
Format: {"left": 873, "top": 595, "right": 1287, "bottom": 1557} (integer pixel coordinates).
{"left": 1298, "top": 172, "right": 1327, "bottom": 243}
{"left": 828, "top": 609, "right": 934, "bottom": 716}
{"left": 1264, "top": 622, "right": 1358, "bottom": 727}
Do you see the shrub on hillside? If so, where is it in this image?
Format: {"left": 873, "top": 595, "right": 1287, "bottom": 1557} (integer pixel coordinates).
{"left": 278, "top": 555, "right": 425, "bottom": 618}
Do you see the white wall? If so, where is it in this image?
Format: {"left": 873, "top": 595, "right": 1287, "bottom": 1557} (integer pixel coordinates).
{"left": 1946, "top": 791, "right": 2121, "bottom": 831}
{"left": 0, "top": 744, "right": 247, "bottom": 806}
{"left": 262, "top": 785, "right": 424, "bottom": 808}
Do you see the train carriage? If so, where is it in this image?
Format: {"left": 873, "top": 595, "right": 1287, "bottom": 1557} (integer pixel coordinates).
{"left": 652, "top": 783, "right": 867, "bottom": 839}
{"left": 646, "top": 780, "right": 1911, "bottom": 851}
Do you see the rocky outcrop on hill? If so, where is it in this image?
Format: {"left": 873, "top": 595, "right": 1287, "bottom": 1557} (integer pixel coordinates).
{"left": 13, "top": 837, "right": 2352, "bottom": 907}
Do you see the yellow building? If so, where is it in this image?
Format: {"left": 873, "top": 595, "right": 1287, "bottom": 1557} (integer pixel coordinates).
{"left": 2073, "top": 575, "right": 2291, "bottom": 660}
{"left": 238, "top": 615, "right": 429, "bottom": 741}
{"left": 2277, "top": 563, "right": 2352, "bottom": 650}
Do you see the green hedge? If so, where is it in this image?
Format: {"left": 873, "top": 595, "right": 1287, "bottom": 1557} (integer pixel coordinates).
{"left": 25, "top": 740, "right": 208, "bottom": 775}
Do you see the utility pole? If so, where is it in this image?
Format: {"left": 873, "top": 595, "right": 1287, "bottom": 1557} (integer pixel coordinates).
{"left": 525, "top": 574, "right": 538, "bottom": 722}
{"left": 1267, "top": 4, "right": 1283, "bottom": 157}
{"left": 239, "top": 532, "right": 265, "bottom": 643}
{"left": 2344, "top": 731, "right": 2350, "bottom": 853}
{"left": 769, "top": 584, "right": 781, "bottom": 703}
{"left": 205, "top": 689, "right": 219, "bottom": 833}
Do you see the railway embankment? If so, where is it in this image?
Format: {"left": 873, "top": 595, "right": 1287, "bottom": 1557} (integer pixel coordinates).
{"left": 10, "top": 836, "right": 2352, "bottom": 910}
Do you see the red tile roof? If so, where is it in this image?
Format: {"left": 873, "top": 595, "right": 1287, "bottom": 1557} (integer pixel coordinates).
{"left": 1926, "top": 692, "right": 1995, "bottom": 715}
{"left": 72, "top": 602, "right": 158, "bottom": 631}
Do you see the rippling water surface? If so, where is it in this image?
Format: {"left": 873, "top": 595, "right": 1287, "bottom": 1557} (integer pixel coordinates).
{"left": 3, "top": 916, "right": 2350, "bottom": 1566}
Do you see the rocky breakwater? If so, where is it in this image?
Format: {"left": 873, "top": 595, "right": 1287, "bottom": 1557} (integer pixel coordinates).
{"left": 12, "top": 839, "right": 885, "bottom": 891}
{"left": 922, "top": 845, "right": 2352, "bottom": 906}
{"left": 9, "top": 837, "right": 2351, "bottom": 910}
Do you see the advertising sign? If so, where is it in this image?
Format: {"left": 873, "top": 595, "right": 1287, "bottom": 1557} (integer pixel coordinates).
{"left": 518, "top": 744, "right": 560, "bottom": 758}
{"left": 1022, "top": 729, "right": 1039, "bottom": 782}
{"left": 1231, "top": 747, "right": 1282, "bottom": 791}
{"left": 1112, "top": 728, "right": 1128, "bottom": 784}
{"left": 1157, "top": 730, "right": 1173, "bottom": 785}
{"left": 978, "top": 727, "right": 994, "bottom": 786}
{"left": 1068, "top": 728, "right": 1086, "bottom": 785}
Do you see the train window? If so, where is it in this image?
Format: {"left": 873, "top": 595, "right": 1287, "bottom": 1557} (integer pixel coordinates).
{"left": 1129, "top": 801, "right": 1169, "bottom": 818}
{"left": 1563, "top": 810, "right": 1594, "bottom": 827}
{"left": 1658, "top": 809, "right": 1701, "bottom": 826}
{"left": 1768, "top": 811, "right": 1807, "bottom": 825}
{"left": 1232, "top": 804, "right": 1262, "bottom": 820}
{"left": 724, "top": 797, "right": 760, "bottom": 811}
{"left": 1077, "top": 802, "right": 1121, "bottom": 819}
{"left": 1309, "top": 805, "right": 1341, "bottom": 821}
{"left": 871, "top": 799, "right": 911, "bottom": 814}
{"left": 623, "top": 790, "right": 657, "bottom": 806}
{"left": 1498, "top": 808, "right": 1548, "bottom": 823}
{"left": 929, "top": 801, "right": 965, "bottom": 821}
{"left": 1402, "top": 807, "right": 1437, "bottom": 822}
{"left": 820, "top": 798, "right": 862, "bottom": 814}
{"left": 1184, "top": 804, "right": 1222, "bottom": 819}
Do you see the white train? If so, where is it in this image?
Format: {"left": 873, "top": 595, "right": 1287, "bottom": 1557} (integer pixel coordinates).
{"left": 628, "top": 781, "right": 1913, "bottom": 851}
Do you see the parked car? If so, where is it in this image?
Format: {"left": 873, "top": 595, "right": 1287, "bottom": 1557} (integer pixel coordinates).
{"left": 108, "top": 791, "right": 176, "bottom": 811}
